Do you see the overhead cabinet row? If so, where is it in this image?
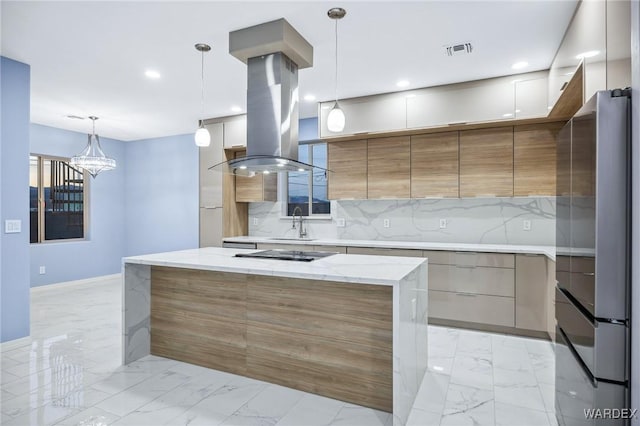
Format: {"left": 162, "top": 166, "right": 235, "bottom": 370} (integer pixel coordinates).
{"left": 327, "top": 122, "right": 562, "bottom": 200}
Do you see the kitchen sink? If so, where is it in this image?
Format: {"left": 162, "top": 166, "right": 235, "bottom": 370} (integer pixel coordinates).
{"left": 268, "top": 237, "right": 316, "bottom": 241}
{"left": 234, "top": 249, "right": 336, "bottom": 262}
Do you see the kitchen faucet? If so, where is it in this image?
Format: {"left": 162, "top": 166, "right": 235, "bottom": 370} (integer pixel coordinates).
{"left": 291, "top": 206, "right": 307, "bottom": 239}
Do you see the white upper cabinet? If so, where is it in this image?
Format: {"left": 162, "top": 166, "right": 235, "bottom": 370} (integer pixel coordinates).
{"left": 319, "top": 71, "right": 549, "bottom": 138}
{"left": 199, "top": 122, "right": 224, "bottom": 208}
{"left": 319, "top": 95, "right": 406, "bottom": 138}
{"left": 223, "top": 115, "right": 247, "bottom": 149}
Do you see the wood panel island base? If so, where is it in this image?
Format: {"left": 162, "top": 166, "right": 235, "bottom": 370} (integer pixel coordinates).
{"left": 122, "top": 247, "right": 428, "bottom": 426}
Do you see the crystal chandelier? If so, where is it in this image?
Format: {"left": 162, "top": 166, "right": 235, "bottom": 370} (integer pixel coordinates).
{"left": 70, "top": 116, "right": 116, "bottom": 178}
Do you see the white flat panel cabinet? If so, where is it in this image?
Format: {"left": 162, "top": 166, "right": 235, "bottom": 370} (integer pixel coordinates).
{"left": 199, "top": 207, "right": 222, "bottom": 248}
{"left": 199, "top": 123, "right": 224, "bottom": 208}
{"left": 515, "top": 78, "right": 549, "bottom": 119}
{"left": 319, "top": 96, "right": 406, "bottom": 138}
{"left": 223, "top": 116, "right": 247, "bottom": 149}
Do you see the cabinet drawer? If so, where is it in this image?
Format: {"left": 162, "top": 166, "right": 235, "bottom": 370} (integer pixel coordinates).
{"left": 453, "top": 252, "right": 514, "bottom": 268}
{"left": 256, "top": 243, "right": 308, "bottom": 251}
{"left": 428, "top": 290, "right": 515, "bottom": 327}
{"left": 429, "top": 264, "right": 515, "bottom": 297}
{"left": 423, "top": 251, "right": 514, "bottom": 268}
{"left": 423, "top": 250, "right": 454, "bottom": 265}
{"left": 313, "top": 245, "right": 347, "bottom": 254}
{"left": 346, "top": 247, "right": 423, "bottom": 257}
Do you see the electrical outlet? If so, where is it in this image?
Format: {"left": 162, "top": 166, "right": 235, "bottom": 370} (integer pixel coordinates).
{"left": 523, "top": 220, "right": 532, "bottom": 231}
{"left": 439, "top": 219, "right": 447, "bottom": 229}
{"left": 383, "top": 219, "right": 390, "bottom": 228}
{"left": 4, "top": 220, "right": 21, "bottom": 233}
{"left": 39, "top": 266, "right": 46, "bottom": 275}
{"left": 252, "top": 217, "right": 258, "bottom": 226}
{"left": 336, "top": 218, "right": 346, "bottom": 227}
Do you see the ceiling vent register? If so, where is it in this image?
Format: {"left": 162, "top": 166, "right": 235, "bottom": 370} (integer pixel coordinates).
{"left": 445, "top": 42, "right": 473, "bottom": 56}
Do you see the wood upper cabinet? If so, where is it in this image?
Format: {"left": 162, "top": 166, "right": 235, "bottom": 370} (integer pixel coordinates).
{"left": 459, "top": 127, "right": 514, "bottom": 197}
{"left": 234, "top": 151, "right": 277, "bottom": 202}
{"left": 327, "top": 140, "right": 367, "bottom": 199}
{"left": 367, "top": 136, "right": 410, "bottom": 199}
{"left": 514, "top": 122, "right": 563, "bottom": 196}
{"left": 410, "top": 132, "right": 459, "bottom": 198}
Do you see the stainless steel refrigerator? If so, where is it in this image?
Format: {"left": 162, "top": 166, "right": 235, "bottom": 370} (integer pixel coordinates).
{"left": 555, "top": 89, "right": 631, "bottom": 425}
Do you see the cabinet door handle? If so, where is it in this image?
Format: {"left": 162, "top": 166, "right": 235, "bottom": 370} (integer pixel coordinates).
{"left": 582, "top": 272, "right": 595, "bottom": 276}
{"left": 455, "top": 265, "right": 476, "bottom": 269}
{"left": 455, "top": 252, "right": 477, "bottom": 255}
{"left": 455, "top": 292, "right": 477, "bottom": 297}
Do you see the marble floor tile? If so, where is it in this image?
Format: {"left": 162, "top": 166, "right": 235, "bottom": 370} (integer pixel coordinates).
{"left": 405, "top": 408, "right": 441, "bottom": 426}
{"left": 54, "top": 406, "right": 121, "bottom": 426}
{"left": 495, "top": 402, "right": 551, "bottom": 426}
{"left": 440, "top": 383, "right": 495, "bottom": 426}
{"left": 275, "top": 393, "right": 345, "bottom": 426}
{"left": 492, "top": 345, "right": 534, "bottom": 372}
{"left": 456, "top": 330, "right": 492, "bottom": 356}
{"left": 329, "top": 406, "right": 391, "bottom": 426}
{"left": 539, "top": 382, "right": 556, "bottom": 413}
{"left": 494, "top": 381, "right": 546, "bottom": 412}
{"left": 547, "top": 411, "right": 559, "bottom": 426}
{"left": 529, "top": 352, "right": 555, "bottom": 385}
{"left": 450, "top": 353, "right": 493, "bottom": 390}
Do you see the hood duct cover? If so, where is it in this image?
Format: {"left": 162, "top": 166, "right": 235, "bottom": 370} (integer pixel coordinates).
{"left": 210, "top": 19, "right": 327, "bottom": 177}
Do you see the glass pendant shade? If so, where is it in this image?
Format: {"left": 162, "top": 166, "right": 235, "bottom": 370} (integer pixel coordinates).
{"left": 70, "top": 118, "right": 116, "bottom": 178}
{"left": 195, "top": 124, "right": 211, "bottom": 147}
{"left": 327, "top": 102, "right": 346, "bottom": 132}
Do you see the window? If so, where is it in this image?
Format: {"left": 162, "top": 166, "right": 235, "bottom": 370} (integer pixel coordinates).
{"left": 30, "top": 155, "right": 87, "bottom": 243}
{"left": 287, "top": 142, "right": 330, "bottom": 216}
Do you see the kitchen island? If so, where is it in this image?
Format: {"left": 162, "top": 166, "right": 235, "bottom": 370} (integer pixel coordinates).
{"left": 122, "top": 247, "right": 427, "bottom": 426}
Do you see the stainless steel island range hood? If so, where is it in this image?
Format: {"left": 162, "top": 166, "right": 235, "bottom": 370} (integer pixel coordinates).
{"left": 210, "top": 18, "right": 327, "bottom": 177}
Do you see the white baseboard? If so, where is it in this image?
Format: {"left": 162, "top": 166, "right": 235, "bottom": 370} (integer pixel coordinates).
{"left": 31, "top": 273, "right": 121, "bottom": 293}
{"left": 0, "top": 336, "right": 31, "bottom": 351}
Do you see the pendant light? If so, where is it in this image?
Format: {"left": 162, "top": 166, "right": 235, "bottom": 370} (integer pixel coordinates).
{"left": 327, "top": 7, "right": 346, "bottom": 133}
{"left": 70, "top": 116, "right": 116, "bottom": 178}
{"left": 194, "top": 43, "right": 212, "bottom": 147}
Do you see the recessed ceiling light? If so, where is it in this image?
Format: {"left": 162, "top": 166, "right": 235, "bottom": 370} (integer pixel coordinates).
{"left": 231, "top": 106, "right": 242, "bottom": 113}
{"left": 396, "top": 80, "right": 410, "bottom": 88}
{"left": 263, "top": 170, "right": 270, "bottom": 174}
{"left": 66, "top": 115, "right": 85, "bottom": 120}
{"left": 145, "top": 70, "right": 161, "bottom": 79}
{"left": 304, "top": 94, "right": 316, "bottom": 102}
{"left": 239, "top": 165, "right": 247, "bottom": 170}
{"left": 405, "top": 94, "right": 417, "bottom": 99}
{"left": 321, "top": 105, "right": 331, "bottom": 110}
{"left": 511, "top": 61, "right": 528, "bottom": 70}
{"left": 576, "top": 50, "right": 600, "bottom": 59}
{"left": 503, "top": 113, "right": 514, "bottom": 118}
{"left": 298, "top": 168, "right": 305, "bottom": 172}
{"left": 515, "top": 109, "right": 521, "bottom": 113}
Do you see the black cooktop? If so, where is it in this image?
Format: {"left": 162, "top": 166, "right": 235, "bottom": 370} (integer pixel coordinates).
{"left": 234, "top": 249, "right": 337, "bottom": 262}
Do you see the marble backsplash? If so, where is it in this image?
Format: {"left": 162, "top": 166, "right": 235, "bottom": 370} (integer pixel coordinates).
{"left": 249, "top": 197, "right": 556, "bottom": 246}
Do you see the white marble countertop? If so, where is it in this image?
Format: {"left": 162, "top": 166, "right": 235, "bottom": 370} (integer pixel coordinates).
{"left": 223, "top": 236, "right": 556, "bottom": 260}
{"left": 123, "top": 247, "right": 426, "bottom": 286}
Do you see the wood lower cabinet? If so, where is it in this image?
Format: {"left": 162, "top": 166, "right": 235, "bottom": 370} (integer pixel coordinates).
{"left": 346, "top": 246, "right": 423, "bottom": 257}
{"left": 514, "top": 123, "right": 562, "bottom": 196}
{"left": 459, "top": 127, "right": 514, "bottom": 197}
{"left": 410, "top": 132, "right": 459, "bottom": 198}
{"left": 367, "top": 136, "right": 410, "bottom": 199}
{"left": 327, "top": 140, "right": 367, "bottom": 199}
{"left": 429, "top": 264, "right": 515, "bottom": 297}
{"left": 150, "top": 266, "right": 392, "bottom": 412}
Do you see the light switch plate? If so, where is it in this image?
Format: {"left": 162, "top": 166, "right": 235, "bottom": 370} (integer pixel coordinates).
{"left": 383, "top": 219, "right": 390, "bottom": 228}
{"left": 439, "top": 219, "right": 447, "bottom": 229}
{"left": 252, "top": 217, "right": 258, "bottom": 226}
{"left": 336, "top": 218, "right": 346, "bottom": 227}
{"left": 5, "top": 220, "right": 21, "bottom": 234}
{"left": 523, "top": 220, "right": 531, "bottom": 231}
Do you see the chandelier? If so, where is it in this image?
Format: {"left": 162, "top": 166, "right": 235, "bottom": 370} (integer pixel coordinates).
{"left": 70, "top": 116, "right": 116, "bottom": 178}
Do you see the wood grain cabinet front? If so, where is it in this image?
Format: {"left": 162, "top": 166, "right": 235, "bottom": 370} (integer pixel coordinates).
{"left": 514, "top": 123, "right": 562, "bottom": 196}
{"left": 367, "top": 136, "right": 410, "bottom": 199}
{"left": 327, "top": 140, "right": 368, "bottom": 200}
{"left": 515, "top": 254, "right": 548, "bottom": 332}
{"left": 234, "top": 151, "right": 277, "bottom": 202}
{"left": 410, "top": 132, "right": 459, "bottom": 198}
{"left": 459, "top": 127, "right": 514, "bottom": 197}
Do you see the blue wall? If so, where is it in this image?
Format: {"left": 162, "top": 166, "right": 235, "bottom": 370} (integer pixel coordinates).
{"left": 1, "top": 57, "right": 31, "bottom": 342}
{"left": 299, "top": 117, "right": 319, "bottom": 141}
{"left": 124, "top": 134, "right": 199, "bottom": 256}
{"left": 30, "top": 124, "right": 126, "bottom": 287}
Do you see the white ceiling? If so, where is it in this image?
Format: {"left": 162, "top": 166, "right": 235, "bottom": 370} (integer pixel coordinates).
{"left": 1, "top": 1, "right": 578, "bottom": 141}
